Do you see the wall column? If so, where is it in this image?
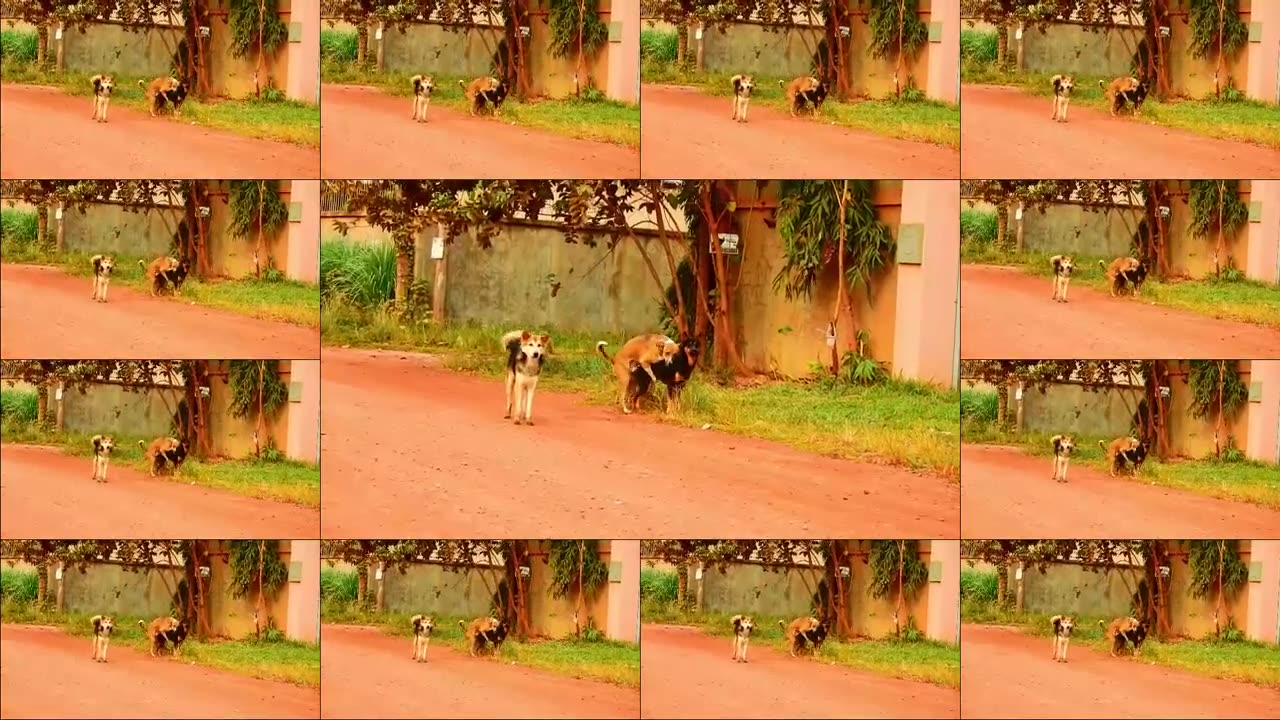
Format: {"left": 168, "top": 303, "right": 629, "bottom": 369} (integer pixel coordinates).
{"left": 927, "top": 540, "right": 960, "bottom": 644}
{"left": 287, "top": 0, "right": 321, "bottom": 103}
{"left": 1245, "top": 180, "right": 1280, "bottom": 285}
{"left": 1246, "top": 540, "right": 1280, "bottom": 643}
{"left": 287, "top": 180, "right": 320, "bottom": 284}
{"left": 1245, "top": 360, "right": 1280, "bottom": 464}
{"left": 894, "top": 180, "right": 960, "bottom": 387}
{"left": 606, "top": 540, "right": 640, "bottom": 643}
{"left": 286, "top": 540, "right": 321, "bottom": 643}
{"left": 1246, "top": 2, "right": 1280, "bottom": 104}
{"left": 287, "top": 360, "right": 321, "bottom": 464}
{"left": 925, "top": 0, "right": 959, "bottom": 103}
{"left": 607, "top": 1, "right": 640, "bottom": 103}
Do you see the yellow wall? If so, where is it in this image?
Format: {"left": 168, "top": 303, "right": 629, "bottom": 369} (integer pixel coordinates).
{"left": 526, "top": 0, "right": 612, "bottom": 98}
{"left": 206, "top": 360, "right": 294, "bottom": 459}
{"left": 526, "top": 541, "right": 612, "bottom": 639}
{"left": 207, "top": 1, "right": 294, "bottom": 98}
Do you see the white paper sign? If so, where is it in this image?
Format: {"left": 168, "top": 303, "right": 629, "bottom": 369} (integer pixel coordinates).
{"left": 55, "top": 207, "right": 63, "bottom": 220}
{"left": 55, "top": 387, "right": 63, "bottom": 400}
{"left": 55, "top": 567, "right": 63, "bottom": 580}
{"left": 375, "top": 567, "right": 383, "bottom": 580}
{"left": 695, "top": 28, "right": 703, "bottom": 40}
{"left": 1014, "top": 387, "right": 1023, "bottom": 400}
{"left": 375, "top": 28, "right": 383, "bottom": 40}
{"left": 1015, "top": 28, "right": 1023, "bottom": 40}
{"left": 694, "top": 567, "right": 703, "bottom": 580}
{"left": 1014, "top": 207, "right": 1023, "bottom": 220}
{"left": 1015, "top": 567, "right": 1023, "bottom": 580}
{"left": 430, "top": 237, "right": 444, "bottom": 260}
{"left": 55, "top": 28, "right": 63, "bottom": 40}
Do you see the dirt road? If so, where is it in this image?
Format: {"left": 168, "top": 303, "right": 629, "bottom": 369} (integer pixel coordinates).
{"left": 0, "top": 264, "right": 318, "bottom": 359}
{"left": 960, "top": 444, "right": 1280, "bottom": 538}
{"left": 641, "top": 624, "right": 958, "bottom": 719}
{"left": 0, "top": 624, "right": 319, "bottom": 719}
{"left": 0, "top": 84, "right": 318, "bottom": 179}
{"left": 961, "top": 624, "right": 1277, "bottom": 719}
{"left": 961, "top": 264, "right": 1280, "bottom": 358}
{"left": 321, "top": 625, "right": 638, "bottom": 719}
{"left": 0, "top": 444, "right": 318, "bottom": 539}
{"left": 320, "top": 347, "right": 957, "bottom": 538}
{"left": 640, "top": 84, "right": 959, "bottom": 178}
{"left": 960, "top": 85, "right": 1280, "bottom": 178}
{"left": 320, "top": 85, "right": 639, "bottom": 178}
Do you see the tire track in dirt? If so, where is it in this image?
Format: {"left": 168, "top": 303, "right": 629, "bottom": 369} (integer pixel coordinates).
{"left": 641, "top": 624, "right": 959, "bottom": 719}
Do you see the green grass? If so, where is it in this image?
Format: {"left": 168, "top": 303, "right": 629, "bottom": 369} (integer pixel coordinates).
{"left": 0, "top": 423, "right": 320, "bottom": 507}
{"left": 320, "top": 308, "right": 960, "bottom": 477}
{"left": 959, "top": 208, "right": 997, "bottom": 246}
{"left": 320, "top": 568, "right": 359, "bottom": 604}
{"left": 0, "top": 389, "right": 38, "bottom": 424}
{"left": 960, "top": 420, "right": 1280, "bottom": 509}
{"left": 959, "top": 567, "right": 997, "bottom": 603}
{"left": 960, "top": 62, "right": 1280, "bottom": 148}
{"left": 0, "top": 604, "right": 319, "bottom": 686}
{"left": 960, "top": 251, "right": 1280, "bottom": 328}
{"left": 959, "top": 29, "right": 997, "bottom": 65}
{"left": 1, "top": 29, "right": 37, "bottom": 63}
{"left": 0, "top": 568, "right": 38, "bottom": 603}
{"left": 320, "top": 29, "right": 358, "bottom": 64}
{"left": 961, "top": 604, "right": 1280, "bottom": 688}
{"left": 0, "top": 63, "right": 319, "bottom": 147}
{"left": 321, "top": 604, "right": 639, "bottom": 687}
{"left": 0, "top": 246, "right": 319, "bottom": 327}
{"left": 641, "top": 63, "right": 959, "bottom": 147}
{"left": 1, "top": 208, "right": 38, "bottom": 246}
{"left": 640, "top": 605, "right": 959, "bottom": 687}
{"left": 639, "top": 567, "right": 678, "bottom": 604}
{"left": 321, "top": 63, "right": 640, "bottom": 148}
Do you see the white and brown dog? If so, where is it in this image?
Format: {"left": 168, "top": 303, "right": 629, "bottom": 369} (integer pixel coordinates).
{"left": 503, "top": 330, "right": 549, "bottom": 425}
{"left": 730, "top": 74, "right": 754, "bottom": 122}
{"left": 91, "top": 254, "right": 115, "bottom": 302}
{"left": 730, "top": 614, "right": 755, "bottom": 663}
{"left": 597, "top": 334, "right": 679, "bottom": 414}
{"left": 90, "top": 614, "right": 115, "bottom": 662}
{"left": 90, "top": 74, "right": 114, "bottom": 122}
{"left": 1050, "top": 434, "right": 1074, "bottom": 483}
{"left": 1050, "top": 74, "right": 1074, "bottom": 122}
{"left": 1050, "top": 614, "right": 1074, "bottom": 662}
{"left": 410, "top": 74, "right": 435, "bottom": 122}
{"left": 1050, "top": 254, "right": 1074, "bottom": 302}
{"left": 410, "top": 614, "right": 435, "bottom": 662}
{"left": 91, "top": 434, "right": 115, "bottom": 483}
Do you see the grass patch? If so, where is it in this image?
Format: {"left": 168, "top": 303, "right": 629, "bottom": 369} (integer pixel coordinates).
{"left": 0, "top": 604, "right": 319, "bottom": 686}
{"left": 0, "top": 423, "right": 320, "bottom": 507}
{"left": 960, "top": 253, "right": 1279, "bottom": 328}
{"left": 321, "top": 64, "right": 639, "bottom": 148}
{"left": 0, "top": 568, "right": 38, "bottom": 603}
{"left": 321, "top": 307, "right": 959, "bottom": 477}
{"left": 0, "top": 245, "right": 319, "bottom": 327}
{"left": 961, "top": 605, "right": 1280, "bottom": 688}
{"left": 1, "top": 29, "right": 37, "bottom": 63}
{"left": 1, "top": 208, "right": 38, "bottom": 246}
{"left": 640, "top": 605, "right": 959, "bottom": 687}
{"left": 0, "top": 64, "right": 319, "bottom": 147}
{"left": 320, "top": 604, "right": 639, "bottom": 687}
{"left": 641, "top": 64, "right": 959, "bottom": 147}
{"left": 961, "top": 420, "right": 1280, "bottom": 509}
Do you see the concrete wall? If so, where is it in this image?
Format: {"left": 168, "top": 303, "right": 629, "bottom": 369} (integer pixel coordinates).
{"left": 1010, "top": 23, "right": 1142, "bottom": 78}
{"left": 1020, "top": 383, "right": 1144, "bottom": 439}
{"left": 1244, "top": 360, "right": 1280, "bottom": 465}
{"left": 381, "top": 23, "right": 503, "bottom": 77}
{"left": 1245, "top": 0, "right": 1280, "bottom": 103}
{"left": 57, "top": 561, "right": 183, "bottom": 618}
{"left": 526, "top": 541, "right": 613, "bottom": 639}
{"left": 1012, "top": 562, "right": 1143, "bottom": 619}
{"left": 896, "top": 180, "right": 960, "bottom": 387}
{"left": 377, "top": 562, "right": 504, "bottom": 619}
{"left": 606, "top": 540, "right": 640, "bottom": 643}
{"left": 927, "top": 540, "right": 960, "bottom": 645}
{"left": 287, "top": 180, "right": 321, "bottom": 284}
{"left": 607, "top": 0, "right": 641, "bottom": 104}
{"left": 286, "top": 540, "right": 321, "bottom": 644}
{"left": 1245, "top": 540, "right": 1280, "bottom": 643}
{"left": 62, "top": 203, "right": 183, "bottom": 258}
{"left": 62, "top": 23, "right": 183, "bottom": 78}
{"left": 62, "top": 382, "right": 186, "bottom": 439}
{"left": 1020, "top": 204, "right": 1140, "bottom": 258}
{"left": 1245, "top": 180, "right": 1280, "bottom": 285}
{"left": 286, "top": 0, "right": 321, "bottom": 103}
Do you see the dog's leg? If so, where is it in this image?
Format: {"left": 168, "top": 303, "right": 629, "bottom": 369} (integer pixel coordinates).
{"left": 1061, "top": 98, "right": 1069, "bottom": 122}
{"left": 1061, "top": 278, "right": 1068, "bottom": 302}
{"left": 640, "top": 361, "right": 658, "bottom": 384}
{"left": 523, "top": 382, "right": 535, "bottom": 426}
{"left": 1061, "top": 637, "right": 1068, "bottom": 662}
{"left": 1061, "top": 459, "right": 1068, "bottom": 483}
{"left": 504, "top": 371, "right": 514, "bottom": 419}
{"left": 102, "top": 278, "right": 109, "bottom": 303}
{"left": 102, "top": 98, "right": 108, "bottom": 123}
{"left": 102, "top": 457, "right": 109, "bottom": 483}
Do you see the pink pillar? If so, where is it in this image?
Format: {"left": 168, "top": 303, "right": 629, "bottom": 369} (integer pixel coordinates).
{"left": 1246, "top": 2, "right": 1280, "bottom": 104}
{"left": 286, "top": 540, "right": 320, "bottom": 643}
{"left": 606, "top": 540, "right": 640, "bottom": 643}
{"left": 927, "top": 540, "right": 960, "bottom": 644}
{"left": 1246, "top": 540, "right": 1279, "bottom": 644}
{"left": 926, "top": 0, "right": 959, "bottom": 103}
{"left": 287, "top": 180, "right": 320, "bottom": 284}
{"left": 894, "top": 180, "right": 960, "bottom": 388}
{"left": 1246, "top": 180, "right": 1280, "bottom": 285}
{"left": 287, "top": 360, "right": 321, "bottom": 464}
{"left": 1246, "top": 360, "right": 1280, "bottom": 464}
{"left": 608, "top": 1, "right": 640, "bottom": 103}
{"left": 287, "top": 0, "right": 320, "bottom": 103}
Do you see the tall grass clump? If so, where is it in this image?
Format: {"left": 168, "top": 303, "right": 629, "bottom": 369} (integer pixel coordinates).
{"left": 320, "top": 239, "right": 396, "bottom": 309}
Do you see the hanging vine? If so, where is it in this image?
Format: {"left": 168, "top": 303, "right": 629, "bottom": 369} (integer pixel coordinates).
{"left": 868, "top": 540, "right": 928, "bottom": 600}
{"left": 773, "top": 180, "right": 894, "bottom": 303}
{"left": 1188, "top": 360, "right": 1248, "bottom": 459}
{"left": 1187, "top": 0, "right": 1248, "bottom": 60}
{"left": 548, "top": 0, "right": 608, "bottom": 60}
{"left": 547, "top": 540, "right": 609, "bottom": 600}
{"left": 869, "top": 0, "right": 928, "bottom": 97}
{"left": 229, "top": 180, "right": 289, "bottom": 278}
{"left": 1188, "top": 540, "right": 1249, "bottom": 637}
{"left": 228, "top": 540, "right": 289, "bottom": 598}
{"left": 1189, "top": 180, "right": 1249, "bottom": 278}
{"left": 229, "top": 0, "right": 289, "bottom": 59}
{"left": 228, "top": 361, "right": 289, "bottom": 420}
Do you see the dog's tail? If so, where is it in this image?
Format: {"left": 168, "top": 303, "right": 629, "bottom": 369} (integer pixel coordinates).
{"left": 458, "top": 79, "right": 467, "bottom": 89}
{"left": 138, "top": 440, "right": 148, "bottom": 451}
{"left": 777, "top": 80, "right": 786, "bottom": 89}
{"left": 777, "top": 620, "right": 787, "bottom": 629}
{"left": 138, "top": 79, "right": 147, "bottom": 89}
{"left": 1098, "top": 80, "right": 1106, "bottom": 90}
{"left": 1098, "top": 260, "right": 1109, "bottom": 271}
{"left": 501, "top": 330, "right": 525, "bottom": 353}
{"left": 1098, "top": 440, "right": 1108, "bottom": 452}
{"left": 410, "top": 614, "right": 423, "bottom": 626}
{"left": 595, "top": 340, "right": 614, "bottom": 364}
{"left": 138, "top": 620, "right": 148, "bottom": 630}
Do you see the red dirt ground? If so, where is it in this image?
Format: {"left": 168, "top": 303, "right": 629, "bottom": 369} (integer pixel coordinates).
{"left": 320, "top": 85, "right": 640, "bottom": 178}
{"left": 321, "top": 625, "right": 638, "bottom": 720}
{"left": 961, "top": 264, "right": 1280, "bottom": 358}
{"left": 960, "top": 85, "right": 1280, "bottom": 178}
{"left": 0, "top": 624, "right": 319, "bottom": 719}
{"left": 0, "top": 264, "right": 318, "bottom": 359}
{"left": 641, "top": 624, "right": 959, "bottom": 719}
{"left": 961, "top": 624, "right": 1278, "bottom": 719}
{"left": 0, "top": 444, "right": 318, "bottom": 539}
{"left": 319, "top": 347, "right": 958, "bottom": 538}
{"left": 0, "top": 84, "right": 318, "bottom": 179}
{"left": 960, "top": 444, "right": 1280, "bottom": 538}
{"left": 640, "top": 84, "right": 959, "bottom": 179}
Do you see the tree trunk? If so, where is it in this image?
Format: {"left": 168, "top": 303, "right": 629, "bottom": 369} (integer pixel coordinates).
{"left": 256, "top": 541, "right": 266, "bottom": 640}
{"left": 357, "top": 23, "right": 369, "bottom": 65}
{"left": 894, "top": 0, "right": 905, "bottom": 98}
{"left": 36, "top": 384, "right": 49, "bottom": 427}
{"left": 700, "top": 184, "right": 752, "bottom": 375}
{"left": 676, "top": 564, "right": 689, "bottom": 607}
{"left": 1215, "top": 361, "right": 1225, "bottom": 458}
{"left": 895, "top": 541, "right": 905, "bottom": 638}
{"left": 1215, "top": 182, "right": 1225, "bottom": 278}
{"left": 1215, "top": 541, "right": 1225, "bottom": 637}
{"left": 995, "top": 559, "right": 1008, "bottom": 606}
{"left": 576, "top": 541, "right": 585, "bottom": 639}
{"left": 395, "top": 246, "right": 412, "bottom": 306}
{"left": 36, "top": 24, "right": 48, "bottom": 67}
{"left": 995, "top": 382, "right": 1009, "bottom": 429}
{"left": 996, "top": 21, "right": 1009, "bottom": 67}
{"left": 255, "top": 362, "right": 265, "bottom": 458}
{"left": 694, "top": 241, "right": 713, "bottom": 339}
{"left": 677, "top": 22, "right": 689, "bottom": 65}
{"left": 255, "top": 182, "right": 265, "bottom": 278}
{"left": 995, "top": 205, "right": 1009, "bottom": 250}
{"left": 357, "top": 562, "right": 369, "bottom": 606}
{"left": 1215, "top": 0, "right": 1224, "bottom": 98}
{"left": 36, "top": 561, "right": 48, "bottom": 605}
{"left": 36, "top": 206, "right": 48, "bottom": 246}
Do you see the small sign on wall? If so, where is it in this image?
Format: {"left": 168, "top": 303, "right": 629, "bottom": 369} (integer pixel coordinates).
{"left": 430, "top": 237, "right": 445, "bottom": 260}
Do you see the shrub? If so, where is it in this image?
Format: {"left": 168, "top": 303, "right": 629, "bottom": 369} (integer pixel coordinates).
{"left": 640, "top": 28, "right": 678, "bottom": 64}
{"left": 0, "top": 209, "right": 39, "bottom": 248}
{"left": 0, "top": 390, "right": 38, "bottom": 424}
{"left": 640, "top": 567, "right": 678, "bottom": 603}
{"left": 320, "top": 568, "right": 358, "bottom": 603}
{"left": 960, "top": 389, "right": 998, "bottom": 423}
{"left": 960, "top": 29, "right": 997, "bottom": 64}
{"left": 320, "top": 239, "right": 396, "bottom": 309}
{"left": 0, "top": 568, "right": 39, "bottom": 604}
{"left": 0, "top": 30, "right": 38, "bottom": 64}
{"left": 960, "top": 568, "right": 997, "bottom": 603}
{"left": 320, "top": 29, "right": 358, "bottom": 63}
{"left": 960, "top": 209, "right": 998, "bottom": 246}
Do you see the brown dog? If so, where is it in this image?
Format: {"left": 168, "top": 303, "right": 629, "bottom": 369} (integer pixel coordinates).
{"left": 139, "top": 617, "right": 181, "bottom": 657}
{"left": 139, "top": 77, "right": 185, "bottom": 117}
{"left": 139, "top": 437, "right": 186, "bottom": 478}
{"left": 779, "top": 617, "right": 827, "bottom": 657}
{"left": 460, "top": 617, "right": 505, "bottom": 657}
{"left": 779, "top": 76, "right": 825, "bottom": 117}
{"left": 1100, "top": 617, "right": 1147, "bottom": 656}
{"left": 1099, "top": 257, "right": 1145, "bottom": 297}
{"left": 1099, "top": 77, "right": 1146, "bottom": 116}
{"left": 1099, "top": 437, "right": 1141, "bottom": 477}
{"left": 597, "top": 334, "right": 679, "bottom": 414}
{"left": 139, "top": 256, "right": 183, "bottom": 297}
{"left": 459, "top": 77, "right": 506, "bottom": 116}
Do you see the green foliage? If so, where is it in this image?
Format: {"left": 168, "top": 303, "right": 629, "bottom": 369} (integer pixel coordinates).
{"left": 320, "top": 567, "right": 358, "bottom": 602}
{"left": 0, "top": 390, "right": 37, "bottom": 424}
{"left": 320, "top": 29, "right": 358, "bottom": 63}
{"left": 547, "top": 540, "right": 609, "bottom": 603}
{"left": 639, "top": 567, "right": 678, "bottom": 603}
{"left": 548, "top": 0, "right": 609, "bottom": 61}
{"left": 1188, "top": 0, "right": 1249, "bottom": 60}
{"left": 1187, "top": 361, "right": 1248, "bottom": 421}
{"left": 869, "top": 0, "right": 929, "bottom": 61}
{"left": 1189, "top": 180, "right": 1249, "bottom": 243}
{"left": 960, "top": 208, "right": 998, "bottom": 246}
{"left": 0, "top": 568, "right": 38, "bottom": 603}
{"left": 1, "top": 208, "right": 38, "bottom": 247}
{"left": 228, "top": 180, "right": 290, "bottom": 246}
{"left": 229, "top": 0, "right": 289, "bottom": 59}
{"left": 640, "top": 27, "right": 677, "bottom": 63}
{"left": 227, "top": 361, "right": 289, "bottom": 422}
{"left": 868, "top": 540, "right": 929, "bottom": 601}
{"left": 1187, "top": 540, "right": 1249, "bottom": 602}
{"left": 960, "top": 28, "right": 997, "bottom": 64}
{"left": 960, "top": 389, "right": 998, "bottom": 422}
{"left": 774, "top": 180, "right": 894, "bottom": 303}
{"left": 959, "top": 568, "right": 997, "bottom": 603}
{"left": 836, "top": 331, "right": 887, "bottom": 386}
{"left": 0, "top": 29, "right": 36, "bottom": 63}
{"left": 227, "top": 541, "right": 289, "bottom": 600}
{"left": 320, "top": 239, "right": 397, "bottom": 309}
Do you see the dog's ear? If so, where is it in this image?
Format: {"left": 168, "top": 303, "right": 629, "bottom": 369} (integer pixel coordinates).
{"left": 520, "top": 330, "right": 531, "bottom": 342}
{"left": 539, "top": 334, "right": 550, "bottom": 346}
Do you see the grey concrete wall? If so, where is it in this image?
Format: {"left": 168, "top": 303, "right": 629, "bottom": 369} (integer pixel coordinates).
{"left": 1013, "top": 563, "right": 1143, "bottom": 618}
{"left": 696, "top": 564, "right": 821, "bottom": 618}
{"left": 699, "top": 24, "right": 821, "bottom": 77}
{"left": 1012, "top": 24, "right": 1142, "bottom": 77}
{"left": 62, "top": 385, "right": 183, "bottom": 438}
{"left": 62, "top": 204, "right": 182, "bottom": 258}
{"left": 444, "top": 229, "right": 677, "bottom": 336}
{"left": 64, "top": 24, "right": 182, "bottom": 77}
{"left": 382, "top": 24, "right": 502, "bottom": 76}
{"left": 58, "top": 563, "right": 183, "bottom": 617}
{"left": 377, "top": 563, "right": 503, "bottom": 618}
{"left": 1021, "top": 205, "right": 1141, "bottom": 257}
{"left": 1021, "top": 384, "right": 1143, "bottom": 437}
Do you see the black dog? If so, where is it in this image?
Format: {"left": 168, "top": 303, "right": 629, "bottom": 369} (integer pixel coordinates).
{"left": 159, "top": 441, "right": 189, "bottom": 476}
{"left": 1117, "top": 80, "right": 1147, "bottom": 115}
{"left": 161, "top": 81, "right": 188, "bottom": 115}
{"left": 481, "top": 619, "right": 508, "bottom": 654}
{"left": 161, "top": 619, "right": 188, "bottom": 655}
{"left": 482, "top": 81, "right": 508, "bottom": 114}
{"left": 1119, "top": 261, "right": 1147, "bottom": 296}
{"left": 801, "top": 619, "right": 828, "bottom": 653}
{"left": 800, "top": 81, "right": 828, "bottom": 114}
{"left": 1120, "top": 440, "right": 1148, "bottom": 475}
{"left": 629, "top": 337, "right": 701, "bottom": 411}
{"left": 160, "top": 260, "right": 189, "bottom": 295}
